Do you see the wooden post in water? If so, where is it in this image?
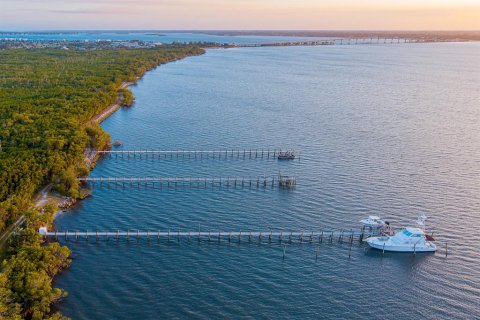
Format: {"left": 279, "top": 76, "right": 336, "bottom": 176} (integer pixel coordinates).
{"left": 349, "top": 235, "right": 353, "bottom": 258}
{"left": 445, "top": 242, "right": 448, "bottom": 257}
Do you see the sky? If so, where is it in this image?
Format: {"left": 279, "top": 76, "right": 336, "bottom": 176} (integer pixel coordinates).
{"left": 1, "top": 0, "right": 479, "bottom": 31}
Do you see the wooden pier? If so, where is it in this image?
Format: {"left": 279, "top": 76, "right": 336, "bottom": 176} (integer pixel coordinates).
{"left": 78, "top": 176, "right": 296, "bottom": 189}
{"left": 41, "top": 228, "right": 378, "bottom": 244}
{"left": 96, "top": 149, "right": 300, "bottom": 160}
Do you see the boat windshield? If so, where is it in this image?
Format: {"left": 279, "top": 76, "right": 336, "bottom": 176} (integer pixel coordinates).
{"left": 402, "top": 229, "right": 422, "bottom": 237}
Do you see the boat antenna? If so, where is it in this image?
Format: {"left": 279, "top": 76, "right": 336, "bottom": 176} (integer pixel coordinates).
{"left": 416, "top": 214, "right": 427, "bottom": 229}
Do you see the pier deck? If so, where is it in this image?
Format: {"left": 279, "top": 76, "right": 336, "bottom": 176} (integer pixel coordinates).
{"left": 78, "top": 176, "right": 297, "bottom": 189}
{"left": 42, "top": 229, "right": 378, "bottom": 243}
{"left": 95, "top": 149, "right": 300, "bottom": 160}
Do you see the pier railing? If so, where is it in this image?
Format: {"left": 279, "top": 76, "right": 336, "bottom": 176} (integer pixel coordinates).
{"left": 95, "top": 149, "right": 300, "bottom": 160}
{"left": 42, "top": 229, "right": 377, "bottom": 244}
{"left": 39, "top": 227, "right": 448, "bottom": 257}
{"left": 78, "top": 176, "right": 297, "bottom": 189}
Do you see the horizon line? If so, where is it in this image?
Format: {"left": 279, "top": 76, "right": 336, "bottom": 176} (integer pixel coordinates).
{"left": 2, "top": 29, "right": 480, "bottom": 32}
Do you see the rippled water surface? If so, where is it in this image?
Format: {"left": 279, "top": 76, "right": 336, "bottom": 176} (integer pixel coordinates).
{"left": 55, "top": 43, "right": 480, "bottom": 319}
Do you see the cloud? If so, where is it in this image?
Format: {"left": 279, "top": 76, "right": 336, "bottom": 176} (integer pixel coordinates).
{"left": 48, "top": 9, "right": 110, "bottom": 14}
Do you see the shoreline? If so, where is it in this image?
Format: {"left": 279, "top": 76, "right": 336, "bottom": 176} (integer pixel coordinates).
{"left": 91, "top": 80, "right": 137, "bottom": 124}
{"left": 53, "top": 54, "right": 202, "bottom": 219}
{"left": 48, "top": 52, "right": 207, "bottom": 225}
{"left": 0, "top": 46, "right": 206, "bottom": 319}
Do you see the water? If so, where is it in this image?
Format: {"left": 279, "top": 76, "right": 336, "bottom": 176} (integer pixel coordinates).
{"left": 0, "top": 31, "right": 330, "bottom": 44}
{"left": 54, "top": 42, "right": 480, "bottom": 319}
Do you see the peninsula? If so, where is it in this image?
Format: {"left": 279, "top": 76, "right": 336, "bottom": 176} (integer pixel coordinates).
{"left": 0, "top": 44, "right": 204, "bottom": 319}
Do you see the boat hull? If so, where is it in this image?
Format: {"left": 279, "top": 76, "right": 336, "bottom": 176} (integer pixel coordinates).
{"left": 367, "top": 239, "right": 437, "bottom": 252}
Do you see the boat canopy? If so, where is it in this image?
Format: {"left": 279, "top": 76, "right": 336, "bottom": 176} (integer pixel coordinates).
{"left": 369, "top": 215, "right": 381, "bottom": 220}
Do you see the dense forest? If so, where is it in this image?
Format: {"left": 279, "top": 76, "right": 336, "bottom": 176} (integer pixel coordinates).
{"left": 0, "top": 45, "right": 204, "bottom": 319}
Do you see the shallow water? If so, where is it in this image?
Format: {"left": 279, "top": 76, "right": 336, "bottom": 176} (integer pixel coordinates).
{"left": 55, "top": 42, "right": 480, "bottom": 319}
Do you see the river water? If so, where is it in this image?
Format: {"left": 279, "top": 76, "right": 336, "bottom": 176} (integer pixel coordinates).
{"left": 54, "top": 41, "right": 480, "bottom": 319}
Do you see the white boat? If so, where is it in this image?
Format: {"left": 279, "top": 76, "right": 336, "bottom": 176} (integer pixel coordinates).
{"left": 360, "top": 215, "right": 385, "bottom": 228}
{"left": 367, "top": 227, "right": 437, "bottom": 252}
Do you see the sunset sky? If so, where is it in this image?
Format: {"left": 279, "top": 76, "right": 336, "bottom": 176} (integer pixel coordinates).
{"left": 1, "top": 0, "right": 479, "bottom": 30}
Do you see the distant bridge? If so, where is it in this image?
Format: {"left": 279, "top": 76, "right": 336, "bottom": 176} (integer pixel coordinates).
{"left": 236, "top": 37, "right": 436, "bottom": 48}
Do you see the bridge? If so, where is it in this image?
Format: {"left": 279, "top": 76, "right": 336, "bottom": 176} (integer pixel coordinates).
{"left": 236, "top": 37, "right": 430, "bottom": 48}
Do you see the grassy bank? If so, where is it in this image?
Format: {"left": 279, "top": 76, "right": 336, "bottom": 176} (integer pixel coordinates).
{"left": 0, "top": 45, "right": 204, "bottom": 319}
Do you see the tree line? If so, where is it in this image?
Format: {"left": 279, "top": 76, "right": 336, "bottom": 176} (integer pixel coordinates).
{"left": 0, "top": 45, "right": 204, "bottom": 319}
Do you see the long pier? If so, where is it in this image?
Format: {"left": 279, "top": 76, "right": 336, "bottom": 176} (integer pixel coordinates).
{"left": 42, "top": 229, "right": 377, "bottom": 244}
{"left": 95, "top": 149, "right": 299, "bottom": 160}
{"left": 78, "top": 175, "right": 297, "bottom": 188}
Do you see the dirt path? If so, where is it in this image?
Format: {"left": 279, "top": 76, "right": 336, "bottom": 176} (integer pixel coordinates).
{"left": 91, "top": 81, "right": 135, "bottom": 124}
{"left": 1, "top": 81, "right": 135, "bottom": 248}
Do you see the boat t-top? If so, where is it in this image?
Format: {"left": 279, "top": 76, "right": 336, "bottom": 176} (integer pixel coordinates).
{"left": 366, "top": 215, "right": 436, "bottom": 253}
{"left": 360, "top": 215, "right": 385, "bottom": 228}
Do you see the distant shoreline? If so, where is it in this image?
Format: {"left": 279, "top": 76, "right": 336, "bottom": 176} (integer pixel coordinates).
{"left": 198, "top": 30, "right": 480, "bottom": 41}
{"left": 2, "top": 30, "right": 479, "bottom": 41}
